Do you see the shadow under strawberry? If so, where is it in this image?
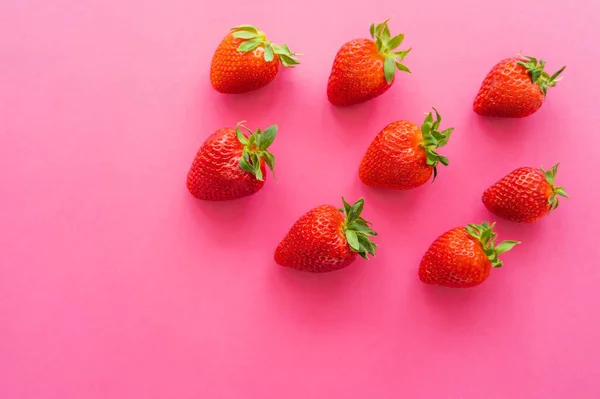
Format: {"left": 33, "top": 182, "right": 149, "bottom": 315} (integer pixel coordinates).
{"left": 195, "top": 69, "right": 296, "bottom": 128}
{"left": 326, "top": 100, "right": 381, "bottom": 134}
{"left": 264, "top": 257, "right": 377, "bottom": 328}
{"left": 407, "top": 277, "right": 521, "bottom": 335}
{"left": 188, "top": 195, "right": 259, "bottom": 247}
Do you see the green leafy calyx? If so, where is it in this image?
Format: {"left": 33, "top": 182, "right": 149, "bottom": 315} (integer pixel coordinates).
{"left": 369, "top": 19, "right": 411, "bottom": 84}
{"left": 420, "top": 107, "right": 454, "bottom": 182}
{"left": 338, "top": 197, "right": 377, "bottom": 260}
{"left": 517, "top": 56, "right": 566, "bottom": 97}
{"left": 235, "top": 122, "right": 277, "bottom": 181}
{"left": 541, "top": 164, "right": 568, "bottom": 211}
{"left": 230, "top": 25, "right": 300, "bottom": 67}
{"left": 465, "top": 222, "right": 520, "bottom": 268}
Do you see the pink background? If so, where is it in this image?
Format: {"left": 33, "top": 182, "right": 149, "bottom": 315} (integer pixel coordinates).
{"left": 1, "top": 0, "right": 600, "bottom": 398}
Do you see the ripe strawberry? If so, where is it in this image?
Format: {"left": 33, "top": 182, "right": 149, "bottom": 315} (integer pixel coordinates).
{"left": 359, "top": 108, "right": 453, "bottom": 190}
{"left": 187, "top": 122, "right": 277, "bottom": 201}
{"left": 482, "top": 164, "right": 568, "bottom": 223}
{"left": 274, "top": 198, "right": 377, "bottom": 273}
{"left": 473, "top": 56, "right": 565, "bottom": 118}
{"left": 327, "top": 19, "right": 411, "bottom": 106}
{"left": 210, "top": 25, "right": 300, "bottom": 94}
{"left": 419, "top": 222, "right": 519, "bottom": 288}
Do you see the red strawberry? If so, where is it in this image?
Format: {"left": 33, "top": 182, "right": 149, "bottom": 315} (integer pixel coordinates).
{"left": 359, "top": 108, "right": 453, "bottom": 190}
{"left": 473, "top": 56, "right": 565, "bottom": 118}
{"left": 187, "top": 122, "right": 277, "bottom": 201}
{"left": 327, "top": 19, "right": 411, "bottom": 106}
{"left": 419, "top": 222, "right": 519, "bottom": 288}
{"left": 210, "top": 25, "right": 300, "bottom": 94}
{"left": 274, "top": 198, "right": 377, "bottom": 273}
{"left": 482, "top": 164, "right": 568, "bottom": 223}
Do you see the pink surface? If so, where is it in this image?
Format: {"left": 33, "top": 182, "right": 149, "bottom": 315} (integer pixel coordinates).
{"left": 1, "top": 0, "right": 600, "bottom": 398}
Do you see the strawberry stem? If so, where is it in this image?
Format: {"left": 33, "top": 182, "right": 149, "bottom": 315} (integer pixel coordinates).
{"left": 230, "top": 25, "right": 301, "bottom": 67}
{"left": 338, "top": 197, "right": 377, "bottom": 260}
{"left": 369, "top": 19, "right": 411, "bottom": 84}
{"left": 465, "top": 222, "right": 520, "bottom": 268}
{"left": 541, "top": 164, "right": 569, "bottom": 211}
{"left": 420, "top": 107, "right": 454, "bottom": 182}
{"left": 517, "top": 56, "right": 565, "bottom": 97}
{"left": 235, "top": 122, "right": 277, "bottom": 181}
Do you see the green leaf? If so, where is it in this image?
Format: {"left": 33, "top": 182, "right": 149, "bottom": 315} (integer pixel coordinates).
{"left": 346, "top": 230, "right": 359, "bottom": 251}
{"left": 263, "top": 151, "right": 275, "bottom": 173}
{"left": 375, "top": 21, "right": 385, "bottom": 36}
{"left": 530, "top": 68, "right": 542, "bottom": 83}
{"left": 387, "top": 33, "right": 404, "bottom": 50}
{"left": 350, "top": 198, "right": 364, "bottom": 220}
{"left": 396, "top": 62, "right": 411, "bottom": 73}
{"left": 381, "top": 23, "right": 391, "bottom": 42}
{"left": 422, "top": 112, "right": 433, "bottom": 133}
{"left": 247, "top": 133, "right": 256, "bottom": 147}
{"left": 351, "top": 223, "right": 376, "bottom": 235}
{"left": 383, "top": 55, "right": 396, "bottom": 85}
{"left": 357, "top": 234, "right": 377, "bottom": 257}
{"left": 394, "top": 48, "right": 411, "bottom": 59}
{"left": 278, "top": 54, "right": 300, "bottom": 67}
{"left": 438, "top": 128, "right": 454, "bottom": 146}
{"left": 369, "top": 23, "right": 375, "bottom": 39}
{"left": 259, "top": 125, "right": 278, "bottom": 150}
{"left": 232, "top": 31, "right": 259, "bottom": 40}
{"left": 432, "top": 107, "right": 441, "bottom": 128}
{"left": 264, "top": 44, "right": 274, "bottom": 62}
{"left": 375, "top": 36, "right": 383, "bottom": 51}
{"left": 236, "top": 127, "right": 249, "bottom": 145}
{"left": 438, "top": 155, "right": 449, "bottom": 166}
{"left": 231, "top": 25, "right": 259, "bottom": 33}
{"left": 272, "top": 44, "right": 294, "bottom": 56}
{"left": 549, "top": 65, "right": 566, "bottom": 82}
{"left": 496, "top": 240, "right": 520, "bottom": 254}
{"left": 251, "top": 153, "right": 263, "bottom": 181}
{"left": 239, "top": 155, "right": 253, "bottom": 174}
{"left": 342, "top": 197, "right": 352, "bottom": 215}
{"left": 237, "top": 38, "right": 263, "bottom": 52}
{"left": 555, "top": 186, "right": 568, "bottom": 198}
{"left": 465, "top": 225, "right": 478, "bottom": 238}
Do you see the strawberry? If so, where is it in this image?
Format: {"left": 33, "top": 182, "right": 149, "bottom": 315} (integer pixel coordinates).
{"left": 274, "top": 198, "right": 377, "bottom": 273}
{"left": 473, "top": 56, "right": 565, "bottom": 118}
{"left": 327, "top": 19, "right": 411, "bottom": 106}
{"left": 210, "top": 25, "right": 300, "bottom": 94}
{"left": 187, "top": 122, "right": 277, "bottom": 201}
{"left": 359, "top": 108, "right": 453, "bottom": 190}
{"left": 419, "top": 222, "right": 519, "bottom": 288}
{"left": 482, "top": 164, "right": 568, "bottom": 223}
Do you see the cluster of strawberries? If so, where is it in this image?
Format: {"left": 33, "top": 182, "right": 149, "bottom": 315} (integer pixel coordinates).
{"left": 187, "top": 20, "right": 567, "bottom": 288}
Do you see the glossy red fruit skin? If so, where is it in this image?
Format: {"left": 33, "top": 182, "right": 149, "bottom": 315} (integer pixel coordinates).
{"left": 473, "top": 57, "right": 544, "bottom": 118}
{"left": 274, "top": 205, "right": 357, "bottom": 272}
{"left": 359, "top": 121, "right": 432, "bottom": 190}
{"left": 482, "top": 167, "right": 552, "bottom": 223}
{"left": 419, "top": 227, "right": 491, "bottom": 288}
{"left": 187, "top": 128, "right": 266, "bottom": 201}
{"left": 327, "top": 39, "right": 391, "bottom": 106}
{"left": 210, "top": 34, "right": 279, "bottom": 94}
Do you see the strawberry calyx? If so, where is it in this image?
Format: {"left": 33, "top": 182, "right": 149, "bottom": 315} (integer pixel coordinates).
{"left": 369, "top": 19, "right": 411, "bottom": 84}
{"left": 517, "top": 56, "right": 566, "bottom": 97}
{"left": 420, "top": 107, "right": 454, "bottom": 181}
{"left": 230, "top": 25, "right": 300, "bottom": 67}
{"left": 235, "top": 122, "right": 277, "bottom": 181}
{"left": 338, "top": 197, "right": 377, "bottom": 260}
{"left": 541, "top": 164, "right": 569, "bottom": 211}
{"left": 465, "top": 222, "right": 520, "bottom": 268}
